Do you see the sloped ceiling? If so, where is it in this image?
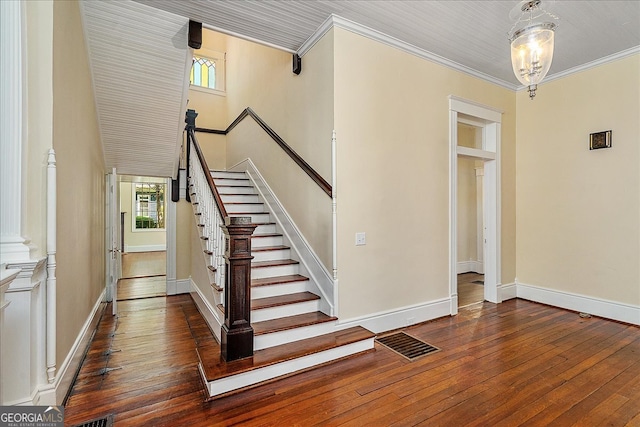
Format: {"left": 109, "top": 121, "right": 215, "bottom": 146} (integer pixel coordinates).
{"left": 135, "top": 0, "right": 640, "bottom": 87}
{"left": 82, "top": 1, "right": 639, "bottom": 178}
{"left": 81, "top": 0, "right": 191, "bottom": 178}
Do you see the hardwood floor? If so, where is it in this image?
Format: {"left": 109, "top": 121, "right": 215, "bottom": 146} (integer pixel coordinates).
{"left": 64, "top": 296, "right": 640, "bottom": 426}
{"left": 121, "top": 251, "right": 166, "bottom": 278}
{"left": 118, "top": 251, "right": 166, "bottom": 300}
{"left": 458, "top": 272, "right": 484, "bottom": 307}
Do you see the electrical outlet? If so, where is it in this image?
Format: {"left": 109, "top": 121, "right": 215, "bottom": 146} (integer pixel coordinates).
{"left": 355, "top": 232, "right": 366, "bottom": 246}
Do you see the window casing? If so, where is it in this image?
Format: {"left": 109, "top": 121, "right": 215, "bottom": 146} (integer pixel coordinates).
{"left": 133, "top": 183, "right": 165, "bottom": 231}
{"left": 190, "top": 49, "right": 225, "bottom": 96}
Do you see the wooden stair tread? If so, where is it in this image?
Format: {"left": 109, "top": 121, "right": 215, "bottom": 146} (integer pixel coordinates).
{"left": 197, "top": 326, "right": 375, "bottom": 381}
{"left": 252, "top": 274, "right": 308, "bottom": 287}
{"left": 253, "top": 312, "right": 337, "bottom": 335}
{"left": 252, "top": 245, "right": 289, "bottom": 253}
{"left": 224, "top": 202, "right": 264, "bottom": 205}
{"left": 251, "top": 292, "right": 319, "bottom": 310}
{"left": 252, "top": 259, "right": 299, "bottom": 268}
{"left": 252, "top": 233, "right": 282, "bottom": 238}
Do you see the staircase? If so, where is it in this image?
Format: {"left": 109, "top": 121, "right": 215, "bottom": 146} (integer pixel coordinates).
{"left": 192, "top": 170, "right": 375, "bottom": 399}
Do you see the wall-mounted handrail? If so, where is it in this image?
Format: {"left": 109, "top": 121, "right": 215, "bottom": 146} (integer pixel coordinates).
{"left": 188, "top": 128, "right": 228, "bottom": 218}
{"left": 195, "top": 107, "right": 332, "bottom": 198}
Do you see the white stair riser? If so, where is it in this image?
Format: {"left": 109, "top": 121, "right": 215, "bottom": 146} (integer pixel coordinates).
{"left": 213, "top": 178, "right": 251, "bottom": 187}
{"left": 226, "top": 204, "right": 266, "bottom": 214}
{"left": 251, "top": 280, "right": 310, "bottom": 299}
{"left": 254, "top": 321, "right": 337, "bottom": 350}
{"left": 217, "top": 186, "right": 256, "bottom": 195}
{"left": 221, "top": 194, "right": 260, "bottom": 203}
{"left": 251, "top": 300, "right": 319, "bottom": 322}
{"left": 251, "top": 248, "right": 290, "bottom": 263}
{"left": 252, "top": 235, "right": 283, "bottom": 248}
{"left": 252, "top": 264, "right": 299, "bottom": 279}
{"left": 254, "top": 224, "right": 277, "bottom": 235}
{"left": 202, "top": 338, "right": 375, "bottom": 398}
{"left": 210, "top": 171, "right": 247, "bottom": 179}
{"left": 229, "top": 213, "right": 271, "bottom": 224}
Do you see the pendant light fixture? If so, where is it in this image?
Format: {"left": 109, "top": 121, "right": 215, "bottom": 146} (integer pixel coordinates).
{"left": 508, "top": 0, "right": 559, "bottom": 99}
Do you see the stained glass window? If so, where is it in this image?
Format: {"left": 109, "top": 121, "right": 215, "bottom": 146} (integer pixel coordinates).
{"left": 190, "top": 56, "right": 216, "bottom": 89}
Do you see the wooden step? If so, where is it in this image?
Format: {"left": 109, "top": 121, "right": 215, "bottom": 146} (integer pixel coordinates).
{"left": 253, "top": 312, "right": 337, "bottom": 336}
{"left": 251, "top": 291, "right": 318, "bottom": 310}
{"left": 196, "top": 326, "right": 376, "bottom": 399}
{"left": 252, "top": 259, "right": 299, "bottom": 269}
{"left": 252, "top": 274, "right": 307, "bottom": 287}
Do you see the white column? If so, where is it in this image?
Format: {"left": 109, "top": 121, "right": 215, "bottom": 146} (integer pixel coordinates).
{"left": 46, "top": 150, "right": 57, "bottom": 383}
{"left": 0, "top": 0, "right": 30, "bottom": 263}
{"left": 0, "top": 268, "right": 19, "bottom": 405}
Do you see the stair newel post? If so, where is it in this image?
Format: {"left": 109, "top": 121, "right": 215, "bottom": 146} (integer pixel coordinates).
{"left": 221, "top": 216, "right": 256, "bottom": 361}
{"left": 185, "top": 109, "right": 198, "bottom": 203}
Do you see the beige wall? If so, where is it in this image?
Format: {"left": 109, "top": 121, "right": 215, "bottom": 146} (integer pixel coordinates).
{"left": 457, "top": 157, "right": 478, "bottom": 264}
{"left": 516, "top": 54, "right": 640, "bottom": 306}
{"left": 176, "top": 199, "right": 192, "bottom": 280}
{"left": 333, "top": 28, "right": 516, "bottom": 320}
{"left": 51, "top": 0, "right": 105, "bottom": 366}
{"left": 24, "top": 0, "right": 54, "bottom": 258}
{"left": 119, "top": 182, "right": 167, "bottom": 251}
{"left": 224, "top": 30, "right": 335, "bottom": 268}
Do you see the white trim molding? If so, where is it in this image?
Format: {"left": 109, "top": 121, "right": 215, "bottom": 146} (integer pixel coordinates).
{"left": 0, "top": 0, "right": 30, "bottom": 264}
{"left": 337, "top": 297, "right": 451, "bottom": 334}
{"left": 36, "top": 289, "right": 106, "bottom": 405}
{"left": 516, "top": 281, "right": 640, "bottom": 326}
{"left": 457, "top": 261, "right": 484, "bottom": 274}
{"left": 124, "top": 244, "right": 166, "bottom": 253}
{"left": 189, "top": 278, "right": 222, "bottom": 342}
{"left": 299, "top": 15, "right": 517, "bottom": 91}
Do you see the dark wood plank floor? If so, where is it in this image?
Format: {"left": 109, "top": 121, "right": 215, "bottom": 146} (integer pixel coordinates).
{"left": 64, "top": 296, "right": 640, "bottom": 426}
{"left": 458, "top": 272, "right": 484, "bottom": 307}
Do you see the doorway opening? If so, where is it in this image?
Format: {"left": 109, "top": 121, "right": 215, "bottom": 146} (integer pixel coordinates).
{"left": 119, "top": 177, "right": 168, "bottom": 300}
{"left": 449, "top": 96, "right": 502, "bottom": 315}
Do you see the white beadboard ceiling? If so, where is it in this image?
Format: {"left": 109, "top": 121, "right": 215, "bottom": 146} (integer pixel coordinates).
{"left": 134, "top": 0, "right": 639, "bottom": 87}
{"left": 82, "top": 0, "right": 639, "bottom": 178}
{"left": 81, "top": 0, "right": 191, "bottom": 178}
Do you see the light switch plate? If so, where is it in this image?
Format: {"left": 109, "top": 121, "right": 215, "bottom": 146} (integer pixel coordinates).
{"left": 355, "top": 232, "right": 366, "bottom": 246}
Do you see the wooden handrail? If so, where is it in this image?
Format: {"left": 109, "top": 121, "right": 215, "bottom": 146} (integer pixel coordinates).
{"left": 188, "top": 128, "right": 228, "bottom": 218}
{"left": 195, "top": 107, "right": 332, "bottom": 198}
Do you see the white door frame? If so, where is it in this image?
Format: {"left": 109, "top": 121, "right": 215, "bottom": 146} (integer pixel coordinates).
{"left": 449, "top": 96, "right": 502, "bottom": 315}
{"left": 106, "top": 169, "right": 121, "bottom": 315}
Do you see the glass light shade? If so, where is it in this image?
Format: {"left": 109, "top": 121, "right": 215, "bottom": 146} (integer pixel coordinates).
{"left": 510, "top": 22, "right": 555, "bottom": 98}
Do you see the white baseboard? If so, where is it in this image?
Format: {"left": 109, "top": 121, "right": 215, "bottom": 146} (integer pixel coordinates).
{"left": 189, "top": 278, "right": 222, "bottom": 342}
{"left": 124, "top": 244, "right": 166, "bottom": 253}
{"left": 176, "top": 279, "right": 191, "bottom": 294}
{"left": 500, "top": 282, "right": 517, "bottom": 301}
{"left": 166, "top": 278, "right": 191, "bottom": 296}
{"left": 337, "top": 297, "right": 451, "bottom": 333}
{"left": 516, "top": 281, "right": 640, "bottom": 326}
{"left": 34, "top": 289, "right": 107, "bottom": 405}
{"left": 457, "top": 260, "right": 483, "bottom": 274}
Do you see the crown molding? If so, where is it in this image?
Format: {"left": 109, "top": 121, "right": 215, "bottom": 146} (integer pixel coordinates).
{"left": 299, "top": 14, "right": 517, "bottom": 91}
{"left": 516, "top": 45, "right": 640, "bottom": 92}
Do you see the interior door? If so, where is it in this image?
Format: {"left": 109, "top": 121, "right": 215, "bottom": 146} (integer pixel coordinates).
{"left": 107, "top": 169, "right": 121, "bottom": 315}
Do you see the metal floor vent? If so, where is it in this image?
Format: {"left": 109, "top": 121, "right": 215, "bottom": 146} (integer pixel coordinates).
{"left": 71, "top": 414, "right": 114, "bottom": 427}
{"left": 376, "top": 332, "right": 440, "bottom": 361}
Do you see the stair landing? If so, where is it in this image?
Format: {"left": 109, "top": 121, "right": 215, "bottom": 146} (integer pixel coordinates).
{"left": 196, "top": 326, "right": 375, "bottom": 399}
